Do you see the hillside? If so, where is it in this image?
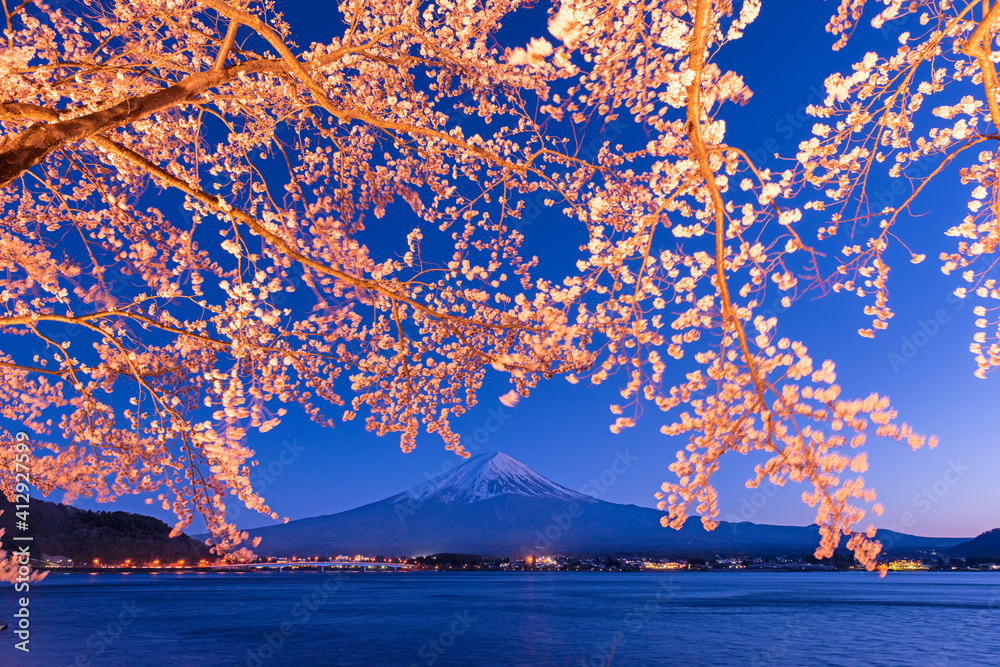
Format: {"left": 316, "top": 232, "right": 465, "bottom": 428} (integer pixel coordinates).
{"left": 0, "top": 496, "right": 214, "bottom": 566}
{"left": 951, "top": 528, "right": 1000, "bottom": 559}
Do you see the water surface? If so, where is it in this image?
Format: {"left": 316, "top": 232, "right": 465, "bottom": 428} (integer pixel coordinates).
{"left": 6, "top": 571, "right": 999, "bottom": 666}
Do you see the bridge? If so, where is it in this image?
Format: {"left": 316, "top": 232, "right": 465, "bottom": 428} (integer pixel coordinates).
{"left": 206, "top": 561, "right": 412, "bottom": 572}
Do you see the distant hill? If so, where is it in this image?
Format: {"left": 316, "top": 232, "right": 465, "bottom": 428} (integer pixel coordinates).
{"left": 951, "top": 528, "right": 1000, "bottom": 559}
{"left": 0, "top": 496, "right": 214, "bottom": 566}
{"left": 242, "top": 452, "right": 968, "bottom": 559}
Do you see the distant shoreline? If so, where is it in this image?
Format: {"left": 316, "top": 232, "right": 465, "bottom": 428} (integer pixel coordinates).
{"left": 40, "top": 566, "right": 1000, "bottom": 575}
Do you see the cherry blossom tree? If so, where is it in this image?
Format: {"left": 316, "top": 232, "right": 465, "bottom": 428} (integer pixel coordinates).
{"left": 0, "top": 0, "right": 994, "bottom": 575}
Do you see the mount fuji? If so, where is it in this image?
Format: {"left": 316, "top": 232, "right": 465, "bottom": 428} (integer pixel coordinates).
{"left": 244, "top": 452, "right": 966, "bottom": 558}
{"left": 396, "top": 451, "right": 593, "bottom": 505}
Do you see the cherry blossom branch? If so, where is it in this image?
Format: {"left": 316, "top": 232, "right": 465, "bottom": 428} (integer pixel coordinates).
{"left": 962, "top": 1, "right": 1000, "bottom": 129}
{"left": 686, "top": 0, "right": 766, "bottom": 407}
{"left": 213, "top": 19, "right": 240, "bottom": 71}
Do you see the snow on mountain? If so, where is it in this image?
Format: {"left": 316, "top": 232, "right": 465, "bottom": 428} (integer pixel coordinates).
{"left": 396, "top": 452, "right": 595, "bottom": 505}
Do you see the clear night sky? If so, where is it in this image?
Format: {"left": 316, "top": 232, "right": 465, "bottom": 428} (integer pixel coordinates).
{"left": 69, "top": 0, "right": 1000, "bottom": 539}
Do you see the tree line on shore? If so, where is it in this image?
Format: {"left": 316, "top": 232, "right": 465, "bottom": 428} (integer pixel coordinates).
{"left": 0, "top": 497, "right": 214, "bottom": 566}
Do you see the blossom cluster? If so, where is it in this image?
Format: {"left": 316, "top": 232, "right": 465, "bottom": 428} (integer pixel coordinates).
{"left": 0, "top": 0, "right": 990, "bottom": 573}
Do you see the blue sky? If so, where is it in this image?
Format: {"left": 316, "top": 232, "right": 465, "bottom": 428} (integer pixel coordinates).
{"left": 65, "top": 0, "right": 1000, "bottom": 540}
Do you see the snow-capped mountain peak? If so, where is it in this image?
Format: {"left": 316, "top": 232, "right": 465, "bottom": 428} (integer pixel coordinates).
{"left": 398, "top": 452, "right": 595, "bottom": 504}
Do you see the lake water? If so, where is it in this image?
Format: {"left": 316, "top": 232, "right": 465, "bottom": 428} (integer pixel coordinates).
{"left": 5, "top": 571, "right": 999, "bottom": 666}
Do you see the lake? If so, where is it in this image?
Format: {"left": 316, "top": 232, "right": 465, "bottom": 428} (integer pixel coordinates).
{"left": 6, "top": 571, "right": 999, "bottom": 666}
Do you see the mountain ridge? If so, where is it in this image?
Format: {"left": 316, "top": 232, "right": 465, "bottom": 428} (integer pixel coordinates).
{"left": 241, "top": 452, "right": 972, "bottom": 559}
{"left": 950, "top": 527, "right": 1000, "bottom": 559}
